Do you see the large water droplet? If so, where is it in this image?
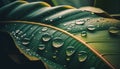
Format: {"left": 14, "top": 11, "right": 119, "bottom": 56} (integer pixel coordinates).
{"left": 75, "top": 19, "right": 85, "bottom": 25}
{"left": 66, "top": 46, "right": 75, "bottom": 56}
{"left": 81, "top": 31, "right": 87, "bottom": 37}
{"left": 38, "top": 44, "right": 45, "bottom": 50}
{"left": 42, "top": 27, "right": 48, "bottom": 32}
{"left": 22, "top": 38, "right": 30, "bottom": 45}
{"left": 78, "top": 51, "right": 88, "bottom": 62}
{"left": 87, "top": 25, "right": 96, "bottom": 31}
{"left": 108, "top": 27, "right": 119, "bottom": 35}
{"left": 52, "top": 37, "right": 64, "bottom": 48}
{"left": 42, "top": 33, "right": 51, "bottom": 42}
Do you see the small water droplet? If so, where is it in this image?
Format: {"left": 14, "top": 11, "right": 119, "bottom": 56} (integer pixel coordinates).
{"left": 26, "top": 49, "right": 30, "bottom": 51}
{"left": 30, "top": 28, "right": 33, "bottom": 30}
{"left": 76, "top": 19, "right": 85, "bottom": 25}
{"left": 38, "top": 44, "right": 45, "bottom": 50}
{"left": 66, "top": 46, "right": 75, "bottom": 56}
{"left": 42, "top": 33, "right": 51, "bottom": 42}
{"left": 66, "top": 58, "right": 70, "bottom": 61}
{"left": 91, "top": 12, "right": 94, "bottom": 14}
{"left": 87, "top": 25, "right": 96, "bottom": 31}
{"left": 52, "top": 55, "right": 57, "bottom": 59}
{"left": 67, "top": 27, "right": 71, "bottom": 30}
{"left": 45, "top": 18, "right": 48, "bottom": 21}
{"left": 22, "top": 38, "right": 30, "bottom": 45}
{"left": 42, "top": 27, "right": 48, "bottom": 32}
{"left": 52, "top": 37, "right": 64, "bottom": 48}
{"left": 81, "top": 31, "right": 87, "bottom": 37}
{"left": 16, "top": 30, "right": 20, "bottom": 33}
{"left": 50, "top": 19, "right": 53, "bottom": 22}
{"left": 78, "top": 51, "right": 88, "bottom": 62}
{"left": 108, "top": 27, "right": 119, "bottom": 35}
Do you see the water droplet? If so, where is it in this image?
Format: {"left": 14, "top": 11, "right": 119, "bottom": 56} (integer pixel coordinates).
{"left": 87, "top": 25, "right": 96, "bottom": 31}
{"left": 50, "top": 19, "right": 53, "bottom": 22}
{"left": 75, "top": 19, "right": 85, "bottom": 25}
{"left": 22, "top": 38, "right": 30, "bottom": 45}
{"left": 45, "top": 18, "right": 48, "bottom": 21}
{"left": 66, "top": 46, "right": 75, "bottom": 56}
{"left": 42, "top": 27, "right": 48, "bottom": 32}
{"left": 42, "top": 33, "right": 51, "bottom": 42}
{"left": 59, "top": 16, "right": 62, "bottom": 18}
{"left": 66, "top": 58, "right": 70, "bottom": 61}
{"left": 81, "top": 31, "right": 87, "bottom": 37}
{"left": 78, "top": 51, "right": 88, "bottom": 62}
{"left": 108, "top": 27, "right": 119, "bottom": 35}
{"left": 38, "top": 44, "right": 45, "bottom": 50}
{"left": 16, "top": 30, "right": 20, "bottom": 33}
{"left": 30, "top": 28, "right": 33, "bottom": 30}
{"left": 26, "top": 49, "right": 30, "bottom": 51}
{"left": 91, "top": 12, "right": 94, "bottom": 14}
{"left": 52, "top": 37, "right": 64, "bottom": 48}
{"left": 52, "top": 55, "right": 57, "bottom": 59}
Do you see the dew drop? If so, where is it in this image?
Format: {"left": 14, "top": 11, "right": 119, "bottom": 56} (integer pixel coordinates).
{"left": 22, "top": 38, "right": 30, "bottom": 45}
{"left": 108, "top": 27, "right": 119, "bottom": 35}
{"left": 87, "top": 25, "right": 96, "bottom": 31}
{"left": 78, "top": 51, "right": 88, "bottom": 62}
{"left": 66, "top": 46, "right": 75, "bottom": 56}
{"left": 16, "top": 30, "right": 20, "bottom": 33}
{"left": 26, "top": 49, "right": 30, "bottom": 51}
{"left": 45, "top": 18, "right": 48, "bottom": 21}
{"left": 42, "top": 27, "right": 48, "bottom": 32}
{"left": 66, "top": 58, "right": 70, "bottom": 61}
{"left": 52, "top": 37, "right": 64, "bottom": 48}
{"left": 91, "top": 12, "right": 94, "bottom": 14}
{"left": 42, "top": 33, "right": 51, "bottom": 42}
{"left": 52, "top": 55, "right": 57, "bottom": 59}
{"left": 75, "top": 19, "right": 85, "bottom": 25}
{"left": 38, "top": 44, "right": 45, "bottom": 50}
{"left": 81, "top": 31, "right": 87, "bottom": 37}
{"left": 59, "top": 16, "right": 62, "bottom": 18}
{"left": 50, "top": 19, "right": 53, "bottom": 22}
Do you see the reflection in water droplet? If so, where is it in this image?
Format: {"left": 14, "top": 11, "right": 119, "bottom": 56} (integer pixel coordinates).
{"left": 78, "top": 51, "right": 88, "bottom": 62}
{"left": 42, "top": 33, "right": 51, "bottom": 42}
{"left": 81, "top": 31, "right": 87, "bottom": 37}
{"left": 22, "top": 38, "right": 30, "bottom": 45}
{"left": 52, "top": 37, "right": 64, "bottom": 48}
{"left": 75, "top": 19, "right": 85, "bottom": 25}
{"left": 108, "top": 27, "right": 119, "bottom": 35}
{"left": 42, "top": 27, "right": 48, "bottom": 32}
{"left": 87, "top": 25, "right": 96, "bottom": 31}
{"left": 66, "top": 46, "right": 75, "bottom": 56}
{"left": 38, "top": 44, "right": 45, "bottom": 50}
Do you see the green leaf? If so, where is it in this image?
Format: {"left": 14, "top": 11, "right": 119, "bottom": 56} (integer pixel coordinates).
{"left": 0, "top": 1, "right": 120, "bottom": 69}
{"left": 52, "top": 0, "right": 95, "bottom": 8}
